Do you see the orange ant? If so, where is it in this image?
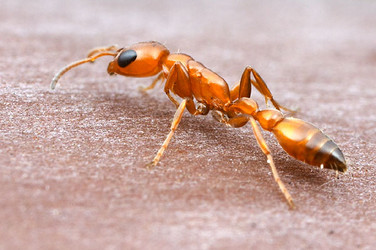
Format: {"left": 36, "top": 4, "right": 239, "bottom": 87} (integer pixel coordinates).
{"left": 51, "top": 41, "right": 347, "bottom": 208}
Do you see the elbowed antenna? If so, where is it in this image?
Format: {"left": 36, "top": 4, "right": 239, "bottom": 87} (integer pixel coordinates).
{"left": 50, "top": 52, "right": 117, "bottom": 90}
{"left": 87, "top": 45, "right": 119, "bottom": 58}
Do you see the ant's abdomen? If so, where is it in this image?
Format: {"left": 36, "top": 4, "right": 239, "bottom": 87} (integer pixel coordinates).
{"left": 272, "top": 118, "right": 347, "bottom": 172}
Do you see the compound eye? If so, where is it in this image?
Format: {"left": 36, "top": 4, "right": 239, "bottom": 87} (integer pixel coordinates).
{"left": 117, "top": 50, "right": 137, "bottom": 68}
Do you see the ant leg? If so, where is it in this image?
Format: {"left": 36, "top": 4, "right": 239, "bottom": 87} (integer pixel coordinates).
{"left": 236, "top": 67, "right": 295, "bottom": 113}
{"left": 147, "top": 99, "right": 187, "bottom": 168}
{"left": 139, "top": 73, "right": 164, "bottom": 92}
{"left": 213, "top": 97, "right": 258, "bottom": 127}
{"left": 164, "top": 62, "right": 192, "bottom": 108}
{"left": 185, "top": 101, "right": 209, "bottom": 116}
{"left": 166, "top": 93, "right": 180, "bottom": 109}
{"left": 212, "top": 111, "right": 249, "bottom": 128}
{"left": 87, "top": 45, "right": 119, "bottom": 58}
{"left": 229, "top": 81, "right": 241, "bottom": 101}
{"left": 249, "top": 117, "right": 295, "bottom": 209}
{"left": 193, "top": 103, "right": 209, "bottom": 115}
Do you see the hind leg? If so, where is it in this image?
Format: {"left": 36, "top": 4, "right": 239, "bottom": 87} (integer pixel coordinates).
{"left": 231, "top": 67, "right": 295, "bottom": 113}
{"left": 249, "top": 117, "right": 295, "bottom": 208}
{"left": 212, "top": 110, "right": 249, "bottom": 128}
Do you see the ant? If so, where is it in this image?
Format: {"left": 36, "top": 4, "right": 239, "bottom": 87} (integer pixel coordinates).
{"left": 51, "top": 41, "right": 347, "bottom": 208}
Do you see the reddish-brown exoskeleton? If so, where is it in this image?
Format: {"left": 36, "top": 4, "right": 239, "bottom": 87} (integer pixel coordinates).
{"left": 51, "top": 41, "right": 347, "bottom": 208}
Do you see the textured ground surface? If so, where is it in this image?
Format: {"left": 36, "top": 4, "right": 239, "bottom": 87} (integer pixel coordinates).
{"left": 1, "top": 0, "right": 376, "bottom": 249}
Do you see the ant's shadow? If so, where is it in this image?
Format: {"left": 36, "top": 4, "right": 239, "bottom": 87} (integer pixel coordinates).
{"left": 68, "top": 88, "right": 334, "bottom": 188}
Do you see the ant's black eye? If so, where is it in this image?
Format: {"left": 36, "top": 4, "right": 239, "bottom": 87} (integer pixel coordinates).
{"left": 117, "top": 50, "right": 137, "bottom": 68}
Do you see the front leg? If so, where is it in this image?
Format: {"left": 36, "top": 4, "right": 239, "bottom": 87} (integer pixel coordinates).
{"left": 139, "top": 72, "right": 164, "bottom": 92}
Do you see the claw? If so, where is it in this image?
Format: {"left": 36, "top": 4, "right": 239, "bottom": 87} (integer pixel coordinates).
{"left": 145, "top": 161, "right": 157, "bottom": 170}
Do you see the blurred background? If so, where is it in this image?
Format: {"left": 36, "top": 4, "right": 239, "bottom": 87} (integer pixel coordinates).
{"left": 1, "top": 0, "right": 375, "bottom": 249}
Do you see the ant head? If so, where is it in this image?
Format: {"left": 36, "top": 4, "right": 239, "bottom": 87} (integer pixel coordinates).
{"left": 50, "top": 41, "right": 170, "bottom": 90}
{"left": 107, "top": 41, "right": 170, "bottom": 77}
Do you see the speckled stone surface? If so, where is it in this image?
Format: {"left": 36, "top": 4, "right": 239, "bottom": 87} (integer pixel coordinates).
{"left": 1, "top": 0, "right": 376, "bottom": 249}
